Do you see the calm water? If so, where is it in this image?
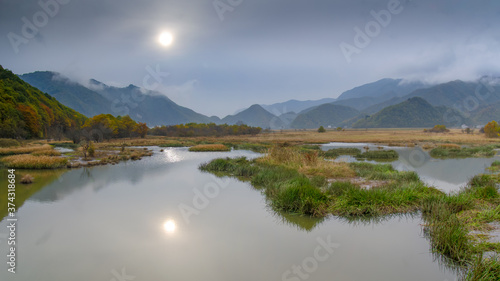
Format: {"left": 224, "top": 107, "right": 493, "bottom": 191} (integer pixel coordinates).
{"left": 0, "top": 147, "right": 459, "bottom": 280}
{"left": 322, "top": 142, "right": 500, "bottom": 193}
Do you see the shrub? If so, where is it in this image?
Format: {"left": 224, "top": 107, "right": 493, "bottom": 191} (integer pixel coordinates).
{"left": 88, "top": 141, "right": 95, "bottom": 157}
{"left": 427, "top": 125, "right": 450, "bottom": 133}
{"left": 318, "top": 126, "right": 326, "bottom": 133}
{"left": 484, "top": 120, "right": 500, "bottom": 138}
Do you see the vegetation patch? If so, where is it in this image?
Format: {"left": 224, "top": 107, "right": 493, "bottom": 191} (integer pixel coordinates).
{"left": 356, "top": 150, "right": 399, "bottom": 160}
{"left": 189, "top": 144, "right": 231, "bottom": 152}
{"left": 0, "top": 154, "right": 68, "bottom": 169}
{"left": 321, "top": 147, "right": 361, "bottom": 159}
{"left": 0, "top": 138, "right": 20, "bottom": 147}
{"left": 0, "top": 144, "right": 53, "bottom": 156}
{"left": 430, "top": 145, "right": 497, "bottom": 159}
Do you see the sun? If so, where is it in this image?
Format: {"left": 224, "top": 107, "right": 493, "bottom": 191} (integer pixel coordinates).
{"left": 159, "top": 32, "right": 173, "bottom": 47}
{"left": 163, "top": 220, "right": 176, "bottom": 233}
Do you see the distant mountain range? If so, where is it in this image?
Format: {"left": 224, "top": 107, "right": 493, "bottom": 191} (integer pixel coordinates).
{"left": 352, "top": 97, "right": 467, "bottom": 128}
{"left": 16, "top": 70, "right": 500, "bottom": 129}
{"left": 20, "top": 71, "right": 214, "bottom": 127}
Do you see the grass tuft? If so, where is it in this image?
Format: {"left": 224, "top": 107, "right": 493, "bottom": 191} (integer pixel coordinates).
{"left": 189, "top": 144, "right": 231, "bottom": 152}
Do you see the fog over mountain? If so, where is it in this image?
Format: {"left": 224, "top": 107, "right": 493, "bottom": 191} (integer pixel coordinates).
{"left": 1, "top": 0, "right": 500, "bottom": 116}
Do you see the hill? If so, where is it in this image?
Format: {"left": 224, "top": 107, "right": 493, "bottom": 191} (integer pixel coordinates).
{"left": 290, "top": 104, "right": 359, "bottom": 129}
{"left": 20, "top": 71, "right": 111, "bottom": 117}
{"left": 87, "top": 79, "right": 212, "bottom": 126}
{"left": 221, "top": 104, "right": 285, "bottom": 129}
{"left": 19, "top": 71, "right": 213, "bottom": 127}
{"left": 0, "top": 66, "right": 86, "bottom": 138}
{"left": 337, "top": 78, "right": 428, "bottom": 100}
{"left": 261, "top": 98, "right": 336, "bottom": 116}
{"left": 352, "top": 97, "right": 466, "bottom": 128}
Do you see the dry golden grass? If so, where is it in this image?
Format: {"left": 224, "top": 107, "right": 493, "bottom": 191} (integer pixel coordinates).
{"left": 189, "top": 144, "right": 230, "bottom": 152}
{"left": 1, "top": 154, "right": 68, "bottom": 169}
{"left": 0, "top": 144, "right": 53, "bottom": 155}
{"left": 438, "top": 143, "right": 462, "bottom": 149}
{"left": 258, "top": 146, "right": 356, "bottom": 179}
{"left": 31, "top": 149, "right": 62, "bottom": 156}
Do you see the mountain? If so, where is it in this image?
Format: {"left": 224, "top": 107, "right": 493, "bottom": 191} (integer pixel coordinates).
{"left": 404, "top": 80, "right": 500, "bottom": 108}
{"left": 20, "top": 71, "right": 111, "bottom": 117}
{"left": 331, "top": 96, "right": 382, "bottom": 111}
{"left": 337, "top": 78, "right": 429, "bottom": 101}
{"left": 0, "top": 66, "right": 86, "bottom": 138}
{"left": 87, "top": 79, "right": 211, "bottom": 126}
{"left": 352, "top": 97, "right": 466, "bottom": 128}
{"left": 290, "top": 104, "right": 359, "bottom": 129}
{"left": 19, "top": 71, "right": 213, "bottom": 127}
{"left": 279, "top": 112, "right": 298, "bottom": 128}
{"left": 221, "top": 104, "right": 285, "bottom": 129}
{"left": 261, "top": 98, "right": 336, "bottom": 116}
{"left": 470, "top": 101, "right": 500, "bottom": 125}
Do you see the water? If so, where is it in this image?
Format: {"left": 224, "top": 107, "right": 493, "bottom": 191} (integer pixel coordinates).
{"left": 322, "top": 142, "right": 500, "bottom": 193}
{"left": 0, "top": 147, "right": 459, "bottom": 280}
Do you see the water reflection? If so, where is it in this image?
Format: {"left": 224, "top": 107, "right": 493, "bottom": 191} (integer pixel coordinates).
{"left": 322, "top": 142, "right": 500, "bottom": 192}
{"left": 272, "top": 210, "right": 326, "bottom": 232}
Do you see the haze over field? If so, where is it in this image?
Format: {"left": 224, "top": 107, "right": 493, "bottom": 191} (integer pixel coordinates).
{"left": 1, "top": 0, "right": 500, "bottom": 117}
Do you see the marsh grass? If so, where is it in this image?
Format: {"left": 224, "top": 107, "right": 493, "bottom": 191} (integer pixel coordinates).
{"left": 0, "top": 144, "right": 52, "bottom": 155}
{"left": 1, "top": 154, "right": 68, "bottom": 169}
{"left": 0, "top": 138, "right": 20, "bottom": 147}
{"left": 31, "top": 149, "right": 62, "bottom": 156}
{"left": 189, "top": 144, "right": 231, "bottom": 152}
{"left": 356, "top": 150, "right": 399, "bottom": 160}
{"left": 430, "top": 145, "right": 496, "bottom": 159}
{"left": 321, "top": 148, "right": 361, "bottom": 159}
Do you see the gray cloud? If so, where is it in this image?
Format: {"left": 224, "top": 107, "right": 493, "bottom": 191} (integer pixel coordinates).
{"left": 1, "top": 0, "right": 500, "bottom": 116}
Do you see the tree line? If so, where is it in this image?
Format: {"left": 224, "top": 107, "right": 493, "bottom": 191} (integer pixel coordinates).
{"left": 149, "top": 123, "right": 261, "bottom": 137}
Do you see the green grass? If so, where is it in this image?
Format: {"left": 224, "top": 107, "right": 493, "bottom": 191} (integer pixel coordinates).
{"left": 50, "top": 142, "right": 78, "bottom": 149}
{"left": 430, "top": 145, "right": 497, "bottom": 159}
{"left": 321, "top": 147, "right": 361, "bottom": 158}
{"left": 356, "top": 150, "right": 399, "bottom": 160}
{"left": 230, "top": 142, "right": 270, "bottom": 153}
{"left": 0, "top": 138, "right": 20, "bottom": 147}
{"left": 492, "top": 161, "right": 500, "bottom": 167}
{"left": 349, "top": 162, "right": 419, "bottom": 182}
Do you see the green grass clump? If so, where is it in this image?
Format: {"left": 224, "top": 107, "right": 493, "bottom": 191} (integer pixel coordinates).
{"left": 349, "top": 162, "right": 419, "bottom": 182}
{"left": 50, "top": 142, "right": 78, "bottom": 149}
{"left": 331, "top": 182, "right": 437, "bottom": 217}
{"left": 0, "top": 138, "right": 20, "bottom": 147}
{"left": 321, "top": 147, "right": 361, "bottom": 158}
{"left": 430, "top": 145, "right": 496, "bottom": 159}
{"left": 327, "top": 181, "right": 360, "bottom": 197}
{"left": 492, "top": 161, "right": 500, "bottom": 167}
{"left": 356, "top": 150, "right": 399, "bottom": 160}
{"left": 231, "top": 143, "right": 269, "bottom": 153}
{"left": 159, "top": 142, "right": 186, "bottom": 147}
{"left": 271, "top": 177, "right": 329, "bottom": 216}
{"left": 465, "top": 256, "right": 500, "bottom": 281}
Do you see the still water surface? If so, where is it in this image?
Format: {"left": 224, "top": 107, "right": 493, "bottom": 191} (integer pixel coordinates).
{"left": 0, "top": 147, "right": 461, "bottom": 280}
{"left": 322, "top": 142, "right": 500, "bottom": 193}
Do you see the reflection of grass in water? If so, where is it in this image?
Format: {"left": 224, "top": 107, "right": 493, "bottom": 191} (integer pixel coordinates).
{"left": 272, "top": 210, "right": 326, "bottom": 232}
{"left": 0, "top": 169, "right": 67, "bottom": 220}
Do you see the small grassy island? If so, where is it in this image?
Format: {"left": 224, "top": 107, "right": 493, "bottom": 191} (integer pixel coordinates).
{"left": 200, "top": 144, "right": 500, "bottom": 280}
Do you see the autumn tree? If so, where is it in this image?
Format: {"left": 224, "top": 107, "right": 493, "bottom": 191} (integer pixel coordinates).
{"left": 484, "top": 121, "right": 500, "bottom": 138}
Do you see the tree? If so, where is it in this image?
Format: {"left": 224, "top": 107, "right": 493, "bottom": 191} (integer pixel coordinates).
{"left": 484, "top": 121, "right": 500, "bottom": 138}
{"left": 135, "top": 122, "right": 148, "bottom": 138}
{"left": 318, "top": 126, "right": 326, "bottom": 133}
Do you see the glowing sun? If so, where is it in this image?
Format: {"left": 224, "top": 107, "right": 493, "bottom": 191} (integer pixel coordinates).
{"left": 163, "top": 220, "right": 176, "bottom": 233}
{"left": 159, "top": 32, "right": 173, "bottom": 47}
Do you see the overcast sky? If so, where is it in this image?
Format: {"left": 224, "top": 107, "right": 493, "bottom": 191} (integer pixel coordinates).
{"left": 1, "top": 0, "right": 500, "bottom": 117}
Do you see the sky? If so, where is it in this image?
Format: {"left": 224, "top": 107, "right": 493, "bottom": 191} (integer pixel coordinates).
{"left": 1, "top": 0, "right": 500, "bottom": 117}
